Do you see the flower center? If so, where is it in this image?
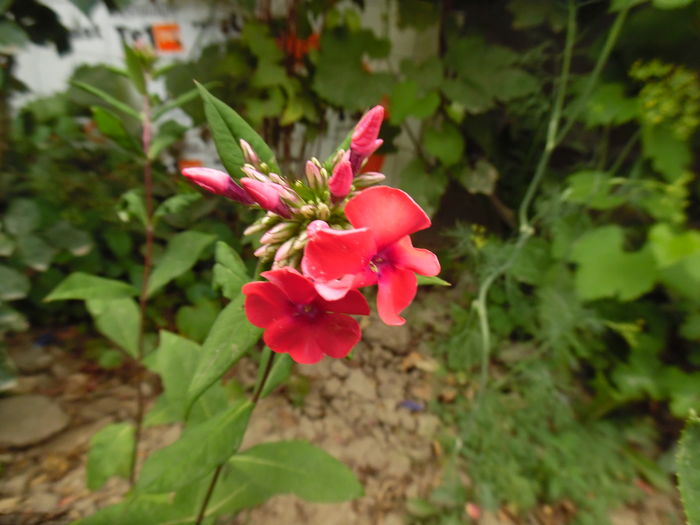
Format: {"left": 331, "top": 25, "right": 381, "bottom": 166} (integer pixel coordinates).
{"left": 295, "top": 302, "right": 321, "bottom": 320}
{"left": 370, "top": 254, "right": 387, "bottom": 274}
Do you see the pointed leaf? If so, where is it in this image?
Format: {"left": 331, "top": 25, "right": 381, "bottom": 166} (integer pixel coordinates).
{"left": 229, "top": 440, "right": 363, "bottom": 502}
{"left": 152, "top": 86, "right": 201, "bottom": 121}
{"left": 86, "top": 423, "right": 135, "bottom": 490}
{"left": 187, "top": 295, "right": 261, "bottom": 409}
{"left": 212, "top": 241, "right": 249, "bottom": 300}
{"left": 196, "top": 81, "right": 278, "bottom": 175}
{"left": 123, "top": 43, "right": 146, "bottom": 95}
{"left": 146, "top": 231, "right": 216, "bottom": 297}
{"left": 71, "top": 80, "right": 141, "bottom": 120}
{"left": 91, "top": 106, "right": 141, "bottom": 153}
{"left": 16, "top": 235, "right": 56, "bottom": 272}
{"left": 136, "top": 399, "right": 253, "bottom": 493}
{"left": 4, "top": 198, "right": 40, "bottom": 236}
{"left": 86, "top": 298, "right": 140, "bottom": 357}
{"left": 45, "top": 272, "right": 138, "bottom": 302}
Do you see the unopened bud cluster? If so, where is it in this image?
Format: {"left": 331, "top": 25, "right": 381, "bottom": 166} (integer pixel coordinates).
{"left": 182, "top": 106, "right": 386, "bottom": 270}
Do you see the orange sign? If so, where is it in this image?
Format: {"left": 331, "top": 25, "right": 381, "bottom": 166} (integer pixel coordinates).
{"left": 152, "top": 23, "right": 183, "bottom": 53}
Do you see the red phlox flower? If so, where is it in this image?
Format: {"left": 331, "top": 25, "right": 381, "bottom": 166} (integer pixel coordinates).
{"left": 181, "top": 167, "right": 254, "bottom": 205}
{"left": 302, "top": 186, "right": 440, "bottom": 326}
{"left": 242, "top": 267, "right": 370, "bottom": 364}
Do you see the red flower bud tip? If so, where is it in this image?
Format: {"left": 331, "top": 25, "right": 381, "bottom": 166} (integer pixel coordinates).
{"left": 305, "top": 160, "right": 324, "bottom": 190}
{"left": 351, "top": 105, "right": 384, "bottom": 157}
{"left": 240, "top": 178, "right": 292, "bottom": 218}
{"left": 328, "top": 159, "right": 353, "bottom": 200}
{"left": 181, "top": 167, "right": 254, "bottom": 205}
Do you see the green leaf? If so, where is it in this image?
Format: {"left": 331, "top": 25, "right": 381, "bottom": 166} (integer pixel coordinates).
{"left": 122, "top": 43, "right": 146, "bottom": 95}
{"left": 399, "top": 159, "right": 448, "bottom": 217}
{"left": 16, "top": 235, "right": 56, "bottom": 271}
{"left": 116, "top": 189, "right": 147, "bottom": 226}
{"left": 137, "top": 400, "right": 253, "bottom": 493}
{"left": 147, "top": 119, "right": 187, "bottom": 160}
{"left": 86, "top": 423, "right": 135, "bottom": 490}
{"left": 654, "top": 0, "right": 694, "bottom": 8}
{"left": 389, "top": 81, "right": 440, "bottom": 124}
{"left": 0, "top": 304, "right": 28, "bottom": 333}
{"left": 424, "top": 123, "right": 464, "bottom": 167}
{"left": 0, "top": 232, "right": 14, "bottom": 257}
{"left": 71, "top": 80, "right": 141, "bottom": 120}
{"left": 146, "top": 231, "right": 216, "bottom": 297}
{"left": 229, "top": 440, "right": 363, "bottom": 502}
{"left": 4, "top": 198, "right": 40, "bottom": 236}
{"left": 583, "top": 83, "right": 638, "bottom": 127}
{"left": 678, "top": 412, "right": 700, "bottom": 525}
{"left": 565, "top": 170, "right": 625, "bottom": 210}
{"left": 313, "top": 29, "right": 395, "bottom": 110}
{"left": 176, "top": 300, "right": 220, "bottom": 343}
{"left": 458, "top": 159, "right": 499, "bottom": 195}
{"left": 416, "top": 275, "right": 451, "bottom": 287}
{"left": 187, "top": 295, "right": 262, "bottom": 410}
{"left": 642, "top": 124, "right": 691, "bottom": 181}
{"left": 146, "top": 331, "right": 201, "bottom": 422}
{"left": 0, "top": 20, "right": 29, "bottom": 48}
{"left": 44, "top": 221, "right": 93, "bottom": 256}
{"left": 610, "top": 0, "right": 648, "bottom": 11}
{"left": 648, "top": 223, "right": 700, "bottom": 268}
{"left": 570, "top": 226, "right": 657, "bottom": 301}
{"left": 260, "top": 351, "right": 293, "bottom": 398}
{"left": 212, "top": 241, "right": 249, "bottom": 300}
{"left": 45, "top": 272, "right": 138, "bottom": 302}
{"left": 196, "top": 82, "right": 278, "bottom": 176}
{"left": 507, "top": 0, "right": 567, "bottom": 30}
{"left": 0, "top": 265, "right": 30, "bottom": 301}
{"left": 86, "top": 298, "right": 140, "bottom": 357}
{"left": 91, "top": 106, "right": 141, "bottom": 153}
{"left": 153, "top": 193, "right": 202, "bottom": 222}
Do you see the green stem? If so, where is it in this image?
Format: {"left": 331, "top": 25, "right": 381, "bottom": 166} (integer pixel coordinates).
{"left": 474, "top": 0, "right": 577, "bottom": 397}
{"left": 472, "top": 2, "right": 630, "bottom": 400}
{"left": 194, "top": 352, "right": 277, "bottom": 525}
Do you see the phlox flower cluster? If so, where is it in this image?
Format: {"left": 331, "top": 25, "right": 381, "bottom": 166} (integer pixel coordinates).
{"left": 182, "top": 106, "right": 440, "bottom": 364}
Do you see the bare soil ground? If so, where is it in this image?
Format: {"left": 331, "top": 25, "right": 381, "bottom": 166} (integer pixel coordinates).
{"left": 0, "top": 294, "right": 683, "bottom": 525}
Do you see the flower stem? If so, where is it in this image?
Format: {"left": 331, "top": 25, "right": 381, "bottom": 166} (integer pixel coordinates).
{"left": 472, "top": 2, "right": 630, "bottom": 400}
{"left": 129, "top": 81, "right": 154, "bottom": 487}
{"left": 194, "top": 352, "right": 277, "bottom": 525}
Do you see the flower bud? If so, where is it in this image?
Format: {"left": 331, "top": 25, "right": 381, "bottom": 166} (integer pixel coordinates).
{"left": 239, "top": 139, "right": 259, "bottom": 166}
{"left": 274, "top": 238, "right": 295, "bottom": 262}
{"left": 351, "top": 105, "right": 384, "bottom": 157}
{"left": 181, "top": 167, "right": 254, "bottom": 205}
{"left": 240, "top": 178, "right": 292, "bottom": 218}
{"left": 260, "top": 222, "right": 297, "bottom": 245}
{"left": 328, "top": 159, "right": 353, "bottom": 200}
{"left": 352, "top": 171, "right": 386, "bottom": 189}
{"left": 241, "top": 165, "right": 268, "bottom": 183}
{"left": 305, "top": 160, "right": 324, "bottom": 191}
{"left": 244, "top": 214, "right": 279, "bottom": 236}
{"left": 316, "top": 203, "right": 331, "bottom": 220}
{"left": 254, "top": 244, "right": 276, "bottom": 259}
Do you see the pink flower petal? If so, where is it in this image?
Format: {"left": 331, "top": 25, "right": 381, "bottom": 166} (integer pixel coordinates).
{"left": 264, "top": 316, "right": 325, "bottom": 364}
{"left": 385, "top": 236, "right": 441, "bottom": 276}
{"left": 376, "top": 266, "right": 417, "bottom": 326}
{"left": 261, "top": 268, "right": 317, "bottom": 305}
{"left": 242, "top": 281, "right": 291, "bottom": 328}
{"left": 345, "top": 186, "right": 431, "bottom": 251}
{"left": 311, "top": 275, "right": 357, "bottom": 302}
{"left": 318, "top": 289, "right": 370, "bottom": 316}
{"left": 302, "top": 226, "right": 376, "bottom": 282}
